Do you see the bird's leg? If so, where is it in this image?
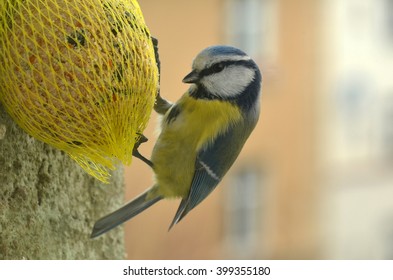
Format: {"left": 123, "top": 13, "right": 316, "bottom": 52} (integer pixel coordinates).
{"left": 132, "top": 38, "right": 170, "bottom": 167}
{"left": 155, "top": 94, "right": 172, "bottom": 115}
{"left": 132, "top": 133, "right": 153, "bottom": 168}
{"left": 151, "top": 37, "right": 172, "bottom": 115}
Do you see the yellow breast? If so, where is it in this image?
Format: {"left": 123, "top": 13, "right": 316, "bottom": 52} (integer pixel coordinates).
{"left": 151, "top": 94, "right": 242, "bottom": 198}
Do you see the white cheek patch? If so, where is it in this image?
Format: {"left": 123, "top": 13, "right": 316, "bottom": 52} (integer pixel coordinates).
{"left": 202, "top": 66, "right": 255, "bottom": 98}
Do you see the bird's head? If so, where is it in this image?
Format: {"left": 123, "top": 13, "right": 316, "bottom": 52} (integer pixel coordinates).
{"left": 183, "top": 46, "right": 261, "bottom": 106}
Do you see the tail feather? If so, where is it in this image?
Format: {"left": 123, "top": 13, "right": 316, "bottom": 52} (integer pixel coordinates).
{"left": 91, "top": 188, "right": 162, "bottom": 238}
{"left": 168, "top": 198, "right": 191, "bottom": 231}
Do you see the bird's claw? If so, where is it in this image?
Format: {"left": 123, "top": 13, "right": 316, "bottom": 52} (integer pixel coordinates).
{"left": 132, "top": 133, "right": 153, "bottom": 168}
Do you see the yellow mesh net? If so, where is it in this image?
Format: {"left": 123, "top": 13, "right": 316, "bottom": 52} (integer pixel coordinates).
{"left": 0, "top": 0, "right": 158, "bottom": 182}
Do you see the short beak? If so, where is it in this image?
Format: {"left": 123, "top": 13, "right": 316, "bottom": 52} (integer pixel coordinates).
{"left": 182, "top": 70, "right": 200, "bottom": 84}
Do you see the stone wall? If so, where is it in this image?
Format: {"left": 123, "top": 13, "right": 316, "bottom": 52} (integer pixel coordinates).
{"left": 0, "top": 104, "right": 125, "bottom": 259}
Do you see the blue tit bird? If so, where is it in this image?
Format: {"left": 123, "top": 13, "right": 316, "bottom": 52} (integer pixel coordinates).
{"left": 91, "top": 45, "right": 262, "bottom": 238}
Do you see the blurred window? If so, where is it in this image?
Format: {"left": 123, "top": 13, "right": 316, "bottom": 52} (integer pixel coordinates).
{"left": 384, "top": 0, "right": 393, "bottom": 43}
{"left": 224, "top": 168, "right": 260, "bottom": 258}
{"left": 381, "top": 94, "right": 393, "bottom": 162}
{"left": 225, "top": 0, "right": 278, "bottom": 59}
{"left": 332, "top": 74, "right": 374, "bottom": 163}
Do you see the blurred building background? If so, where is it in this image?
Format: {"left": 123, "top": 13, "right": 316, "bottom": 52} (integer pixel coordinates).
{"left": 122, "top": 0, "right": 393, "bottom": 259}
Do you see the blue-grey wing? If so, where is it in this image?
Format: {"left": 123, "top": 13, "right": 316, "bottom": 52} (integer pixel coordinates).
{"left": 169, "top": 117, "right": 257, "bottom": 228}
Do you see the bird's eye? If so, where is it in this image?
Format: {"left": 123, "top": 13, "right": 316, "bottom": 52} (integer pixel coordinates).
{"left": 212, "top": 63, "right": 225, "bottom": 73}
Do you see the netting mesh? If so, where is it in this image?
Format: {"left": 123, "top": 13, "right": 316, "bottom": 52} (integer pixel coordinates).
{"left": 0, "top": 0, "right": 158, "bottom": 182}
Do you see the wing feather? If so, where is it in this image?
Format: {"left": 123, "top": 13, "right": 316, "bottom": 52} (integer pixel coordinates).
{"left": 170, "top": 116, "right": 257, "bottom": 228}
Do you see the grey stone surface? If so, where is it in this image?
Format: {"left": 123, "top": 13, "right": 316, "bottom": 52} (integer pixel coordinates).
{"left": 0, "top": 104, "right": 125, "bottom": 259}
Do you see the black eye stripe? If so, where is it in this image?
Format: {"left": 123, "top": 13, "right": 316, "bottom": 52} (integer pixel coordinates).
{"left": 200, "top": 63, "right": 224, "bottom": 77}
{"left": 212, "top": 63, "right": 225, "bottom": 73}
{"left": 200, "top": 59, "right": 255, "bottom": 77}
